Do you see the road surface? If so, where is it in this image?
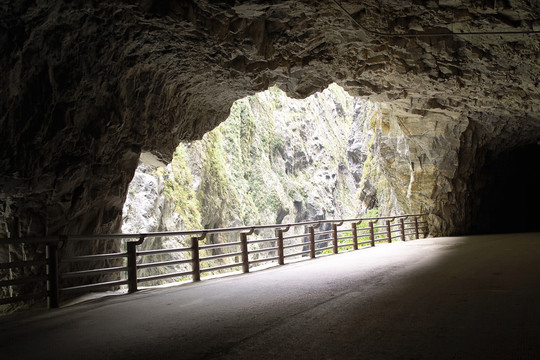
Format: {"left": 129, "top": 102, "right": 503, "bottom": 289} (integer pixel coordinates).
{"left": 1, "top": 233, "right": 539, "bottom": 359}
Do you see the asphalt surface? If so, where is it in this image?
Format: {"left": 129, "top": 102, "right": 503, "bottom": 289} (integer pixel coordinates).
{"left": 1, "top": 233, "right": 539, "bottom": 360}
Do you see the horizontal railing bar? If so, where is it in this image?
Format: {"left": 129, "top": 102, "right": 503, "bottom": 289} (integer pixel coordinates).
{"left": 315, "top": 245, "right": 333, "bottom": 252}
{"left": 0, "top": 275, "right": 47, "bottom": 288}
{"left": 283, "top": 243, "right": 307, "bottom": 250}
{"left": 0, "top": 259, "right": 47, "bottom": 269}
{"left": 338, "top": 242, "right": 354, "bottom": 248}
{"left": 248, "top": 246, "right": 279, "bottom": 255}
{"left": 137, "top": 258, "right": 192, "bottom": 269}
{"left": 359, "top": 240, "right": 372, "bottom": 246}
{"left": 249, "top": 256, "right": 279, "bottom": 265}
{"left": 344, "top": 213, "right": 425, "bottom": 223}
{"left": 317, "top": 230, "right": 334, "bottom": 236}
{"left": 136, "top": 247, "right": 191, "bottom": 256}
{"left": 0, "top": 214, "right": 426, "bottom": 245}
{"left": 64, "top": 221, "right": 332, "bottom": 242}
{"left": 61, "top": 266, "right": 128, "bottom": 279}
{"left": 200, "top": 263, "right": 242, "bottom": 273}
{"left": 61, "top": 252, "right": 127, "bottom": 262}
{"left": 137, "top": 270, "right": 193, "bottom": 283}
{"left": 0, "top": 236, "right": 59, "bottom": 245}
{"left": 284, "top": 250, "right": 311, "bottom": 258}
{"left": 200, "top": 251, "right": 242, "bottom": 262}
{"left": 199, "top": 241, "right": 241, "bottom": 251}
{"left": 247, "top": 237, "right": 277, "bottom": 244}
{"left": 338, "top": 236, "right": 353, "bottom": 242}
{"left": 313, "top": 238, "right": 334, "bottom": 244}
{"left": 66, "top": 235, "right": 142, "bottom": 241}
{"left": 60, "top": 279, "right": 129, "bottom": 293}
{"left": 0, "top": 292, "right": 46, "bottom": 305}
{"left": 314, "top": 239, "right": 332, "bottom": 245}
{"left": 283, "top": 233, "right": 308, "bottom": 241}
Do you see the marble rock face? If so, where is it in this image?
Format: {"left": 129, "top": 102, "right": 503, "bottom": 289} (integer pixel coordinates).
{"left": 1, "top": 0, "right": 540, "bottom": 245}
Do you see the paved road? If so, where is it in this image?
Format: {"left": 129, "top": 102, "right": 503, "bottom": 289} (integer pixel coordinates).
{"left": 1, "top": 233, "right": 539, "bottom": 359}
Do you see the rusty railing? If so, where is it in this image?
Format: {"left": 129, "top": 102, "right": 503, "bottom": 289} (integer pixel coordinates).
{"left": 0, "top": 214, "right": 427, "bottom": 309}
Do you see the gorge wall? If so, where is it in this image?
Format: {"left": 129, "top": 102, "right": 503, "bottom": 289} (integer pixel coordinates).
{"left": 2, "top": 0, "right": 540, "bottom": 253}
{"left": 122, "top": 84, "right": 384, "bottom": 238}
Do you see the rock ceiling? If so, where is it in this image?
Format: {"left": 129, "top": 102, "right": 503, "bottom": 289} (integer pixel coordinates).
{"left": 1, "top": 0, "right": 540, "bottom": 238}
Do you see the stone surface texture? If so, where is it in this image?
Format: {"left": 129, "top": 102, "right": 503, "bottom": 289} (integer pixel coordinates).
{"left": 2, "top": 0, "right": 540, "bottom": 244}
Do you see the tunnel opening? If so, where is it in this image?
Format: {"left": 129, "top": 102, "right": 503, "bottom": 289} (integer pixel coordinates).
{"left": 122, "top": 84, "right": 389, "bottom": 237}
{"left": 473, "top": 143, "right": 540, "bottom": 234}
{"left": 118, "top": 84, "right": 398, "bottom": 287}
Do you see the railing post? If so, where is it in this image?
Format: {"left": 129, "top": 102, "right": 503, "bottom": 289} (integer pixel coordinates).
{"left": 240, "top": 228, "right": 254, "bottom": 273}
{"left": 276, "top": 229, "right": 284, "bottom": 265}
{"left": 386, "top": 220, "right": 392, "bottom": 243}
{"left": 332, "top": 224, "right": 339, "bottom": 254}
{"left": 369, "top": 221, "right": 375, "bottom": 247}
{"left": 127, "top": 242, "right": 138, "bottom": 293}
{"left": 309, "top": 226, "right": 316, "bottom": 259}
{"left": 352, "top": 222, "right": 358, "bottom": 250}
{"left": 191, "top": 236, "right": 201, "bottom": 282}
{"left": 127, "top": 235, "right": 145, "bottom": 293}
{"left": 400, "top": 218, "right": 406, "bottom": 241}
{"left": 46, "top": 243, "right": 59, "bottom": 309}
{"left": 414, "top": 217, "right": 420, "bottom": 239}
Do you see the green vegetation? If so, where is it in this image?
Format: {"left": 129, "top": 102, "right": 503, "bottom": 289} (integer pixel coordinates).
{"left": 151, "top": 84, "right": 389, "bottom": 251}
{"left": 161, "top": 144, "right": 202, "bottom": 230}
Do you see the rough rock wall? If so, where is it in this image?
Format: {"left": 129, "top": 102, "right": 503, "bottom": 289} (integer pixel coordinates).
{"left": 121, "top": 163, "right": 186, "bottom": 235}
{"left": 2, "top": 0, "right": 540, "bottom": 245}
{"left": 365, "top": 101, "right": 468, "bottom": 234}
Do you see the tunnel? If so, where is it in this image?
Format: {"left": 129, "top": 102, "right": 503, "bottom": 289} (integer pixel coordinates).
{"left": 2, "top": 0, "right": 540, "bottom": 319}
{"left": 473, "top": 143, "right": 540, "bottom": 234}
{"left": 2, "top": 0, "right": 540, "bottom": 242}
{"left": 1, "top": 2, "right": 540, "bottom": 358}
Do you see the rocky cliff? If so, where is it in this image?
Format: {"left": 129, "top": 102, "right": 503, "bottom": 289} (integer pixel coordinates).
{"left": 122, "top": 84, "right": 383, "bottom": 241}
{"left": 2, "top": 1, "right": 540, "bottom": 263}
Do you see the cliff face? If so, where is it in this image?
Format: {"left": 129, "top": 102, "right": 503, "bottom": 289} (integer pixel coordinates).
{"left": 368, "top": 103, "right": 469, "bottom": 234}
{"left": 2, "top": 0, "right": 540, "bottom": 246}
{"left": 123, "top": 84, "right": 381, "bottom": 237}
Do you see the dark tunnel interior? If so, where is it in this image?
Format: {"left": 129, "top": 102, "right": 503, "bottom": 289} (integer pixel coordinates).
{"left": 473, "top": 142, "right": 540, "bottom": 234}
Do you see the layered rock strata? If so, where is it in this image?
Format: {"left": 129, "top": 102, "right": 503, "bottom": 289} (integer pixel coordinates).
{"left": 2, "top": 0, "right": 540, "bottom": 247}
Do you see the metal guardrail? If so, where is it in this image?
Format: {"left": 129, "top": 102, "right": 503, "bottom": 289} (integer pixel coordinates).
{"left": 0, "top": 214, "right": 427, "bottom": 309}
